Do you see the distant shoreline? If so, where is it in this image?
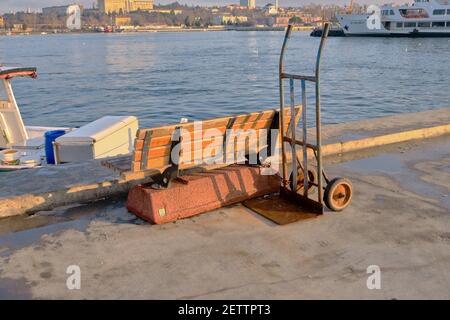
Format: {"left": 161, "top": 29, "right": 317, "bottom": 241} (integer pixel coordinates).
{"left": 0, "top": 25, "right": 315, "bottom": 36}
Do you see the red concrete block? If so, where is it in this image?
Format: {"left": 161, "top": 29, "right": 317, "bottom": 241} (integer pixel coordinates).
{"left": 126, "top": 165, "right": 280, "bottom": 224}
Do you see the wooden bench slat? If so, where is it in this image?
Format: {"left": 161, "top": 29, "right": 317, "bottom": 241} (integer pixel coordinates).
{"left": 136, "top": 116, "right": 276, "bottom": 144}
{"left": 113, "top": 106, "right": 303, "bottom": 176}
{"left": 134, "top": 108, "right": 300, "bottom": 171}
{"left": 136, "top": 118, "right": 230, "bottom": 140}
{"left": 136, "top": 109, "right": 277, "bottom": 138}
{"left": 135, "top": 107, "right": 297, "bottom": 141}
{"left": 135, "top": 121, "right": 278, "bottom": 162}
{"left": 142, "top": 141, "right": 269, "bottom": 171}
{"left": 135, "top": 118, "right": 275, "bottom": 154}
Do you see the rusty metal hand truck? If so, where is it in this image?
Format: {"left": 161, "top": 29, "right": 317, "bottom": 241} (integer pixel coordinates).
{"left": 279, "top": 23, "right": 353, "bottom": 214}
{"left": 244, "top": 23, "right": 353, "bottom": 224}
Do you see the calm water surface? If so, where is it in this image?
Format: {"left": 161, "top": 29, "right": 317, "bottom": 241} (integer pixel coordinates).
{"left": 0, "top": 31, "right": 449, "bottom": 128}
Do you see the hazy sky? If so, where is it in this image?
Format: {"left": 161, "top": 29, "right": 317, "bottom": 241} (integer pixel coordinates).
{"left": 0, "top": 0, "right": 403, "bottom": 13}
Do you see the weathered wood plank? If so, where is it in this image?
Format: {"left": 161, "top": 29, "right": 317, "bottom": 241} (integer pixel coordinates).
{"left": 105, "top": 107, "right": 302, "bottom": 175}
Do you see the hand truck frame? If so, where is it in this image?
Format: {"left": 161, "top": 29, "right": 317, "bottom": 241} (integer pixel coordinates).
{"left": 278, "top": 23, "right": 353, "bottom": 214}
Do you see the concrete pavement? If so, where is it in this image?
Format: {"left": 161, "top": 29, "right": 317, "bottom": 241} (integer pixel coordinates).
{"left": 1, "top": 107, "right": 450, "bottom": 219}
{"left": 0, "top": 134, "right": 449, "bottom": 299}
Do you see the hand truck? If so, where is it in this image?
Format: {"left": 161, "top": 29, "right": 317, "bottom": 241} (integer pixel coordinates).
{"left": 278, "top": 23, "right": 353, "bottom": 214}
{"left": 244, "top": 23, "right": 353, "bottom": 224}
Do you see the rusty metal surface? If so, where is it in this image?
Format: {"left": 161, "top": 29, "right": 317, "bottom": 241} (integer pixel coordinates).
{"left": 280, "top": 187, "right": 324, "bottom": 214}
{"left": 243, "top": 190, "right": 323, "bottom": 225}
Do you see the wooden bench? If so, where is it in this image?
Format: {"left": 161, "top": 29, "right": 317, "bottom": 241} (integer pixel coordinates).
{"left": 103, "top": 107, "right": 301, "bottom": 185}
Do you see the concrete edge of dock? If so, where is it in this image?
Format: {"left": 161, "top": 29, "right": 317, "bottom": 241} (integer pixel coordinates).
{"left": 1, "top": 108, "right": 450, "bottom": 219}
{"left": 322, "top": 123, "right": 450, "bottom": 156}
{"left": 0, "top": 176, "right": 153, "bottom": 219}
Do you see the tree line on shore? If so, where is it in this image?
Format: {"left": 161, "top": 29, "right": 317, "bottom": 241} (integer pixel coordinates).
{"left": 1, "top": 2, "right": 364, "bottom": 31}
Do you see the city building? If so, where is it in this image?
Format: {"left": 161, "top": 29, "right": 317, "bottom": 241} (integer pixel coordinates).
{"left": 226, "top": 4, "right": 247, "bottom": 10}
{"left": 214, "top": 15, "right": 248, "bottom": 25}
{"left": 264, "top": 3, "right": 278, "bottom": 15}
{"left": 239, "top": 0, "right": 256, "bottom": 10}
{"left": 113, "top": 15, "right": 132, "bottom": 26}
{"left": 12, "top": 24, "right": 24, "bottom": 32}
{"left": 295, "top": 13, "right": 322, "bottom": 24}
{"left": 0, "top": 16, "right": 4, "bottom": 29}
{"left": 83, "top": 8, "right": 100, "bottom": 15}
{"left": 98, "top": 0, "right": 153, "bottom": 14}
{"left": 149, "top": 9, "right": 183, "bottom": 15}
{"left": 98, "top": 0, "right": 127, "bottom": 13}
{"left": 272, "top": 16, "right": 290, "bottom": 27}
{"left": 42, "top": 4, "right": 83, "bottom": 15}
{"left": 132, "top": 0, "right": 153, "bottom": 11}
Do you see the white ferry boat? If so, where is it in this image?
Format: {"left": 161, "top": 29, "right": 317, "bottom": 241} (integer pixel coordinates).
{"left": 336, "top": 0, "right": 450, "bottom": 37}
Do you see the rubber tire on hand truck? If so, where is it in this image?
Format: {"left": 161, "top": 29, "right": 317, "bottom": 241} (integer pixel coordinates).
{"left": 323, "top": 177, "right": 353, "bottom": 212}
{"left": 289, "top": 167, "right": 318, "bottom": 195}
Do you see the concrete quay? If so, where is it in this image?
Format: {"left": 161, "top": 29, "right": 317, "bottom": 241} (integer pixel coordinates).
{"left": 0, "top": 108, "right": 449, "bottom": 219}
{"left": 0, "top": 127, "right": 448, "bottom": 299}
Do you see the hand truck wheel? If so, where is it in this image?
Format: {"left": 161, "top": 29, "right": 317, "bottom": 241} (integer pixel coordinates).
{"left": 324, "top": 177, "right": 353, "bottom": 212}
{"left": 289, "top": 167, "right": 317, "bottom": 195}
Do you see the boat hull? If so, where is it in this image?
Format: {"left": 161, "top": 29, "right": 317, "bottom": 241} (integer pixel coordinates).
{"left": 336, "top": 11, "right": 450, "bottom": 38}
{"left": 344, "top": 32, "right": 450, "bottom": 37}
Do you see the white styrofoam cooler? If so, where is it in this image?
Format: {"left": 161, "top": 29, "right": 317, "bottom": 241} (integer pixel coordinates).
{"left": 54, "top": 116, "right": 138, "bottom": 163}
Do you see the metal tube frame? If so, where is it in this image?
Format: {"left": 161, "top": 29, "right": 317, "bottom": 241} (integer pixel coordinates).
{"left": 278, "top": 23, "right": 330, "bottom": 205}
{"left": 315, "top": 23, "right": 329, "bottom": 204}
{"left": 289, "top": 78, "right": 297, "bottom": 191}
{"left": 278, "top": 25, "right": 292, "bottom": 188}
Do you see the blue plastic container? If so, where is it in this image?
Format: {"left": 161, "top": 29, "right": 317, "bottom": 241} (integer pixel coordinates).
{"left": 45, "top": 130, "right": 66, "bottom": 164}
